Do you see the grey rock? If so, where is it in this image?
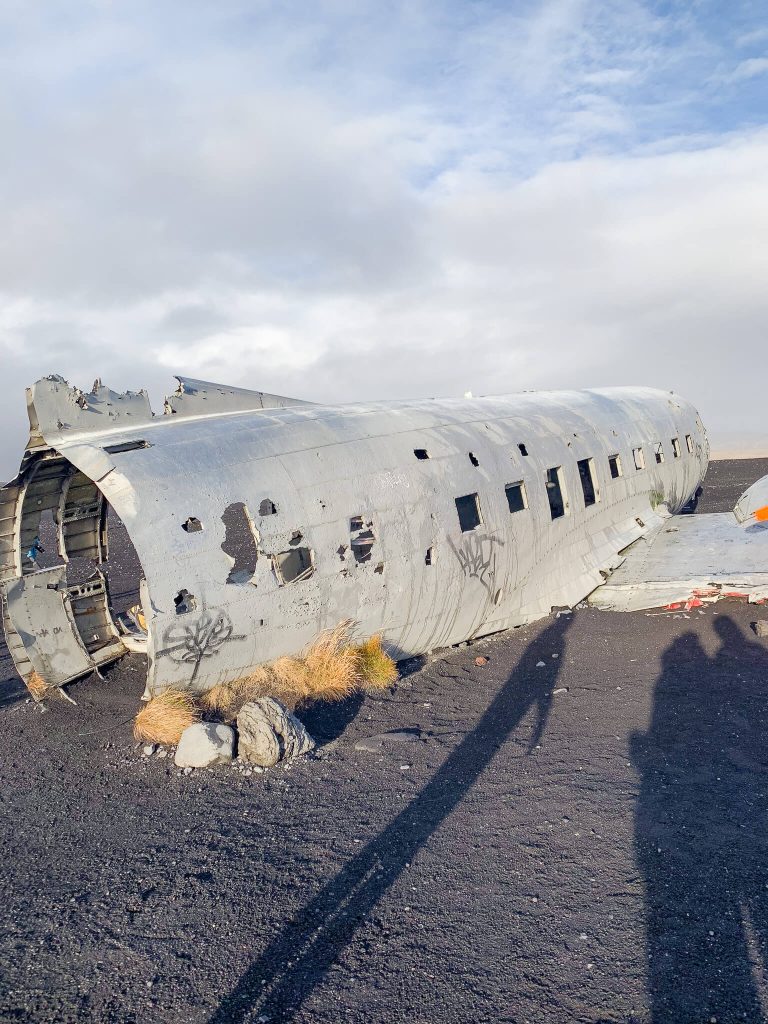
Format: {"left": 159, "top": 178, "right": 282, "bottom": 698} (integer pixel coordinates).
{"left": 354, "top": 729, "right": 421, "bottom": 753}
{"left": 174, "top": 722, "right": 235, "bottom": 768}
{"left": 237, "top": 698, "right": 315, "bottom": 767}
{"left": 142, "top": 744, "right": 156, "bottom": 757}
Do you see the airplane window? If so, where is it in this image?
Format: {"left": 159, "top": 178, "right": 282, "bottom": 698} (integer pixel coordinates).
{"left": 577, "top": 458, "right": 598, "bottom": 506}
{"left": 608, "top": 454, "right": 623, "bottom": 479}
{"left": 633, "top": 447, "right": 645, "bottom": 471}
{"left": 545, "top": 467, "right": 567, "bottom": 520}
{"left": 654, "top": 443, "right": 665, "bottom": 464}
{"left": 671, "top": 437, "right": 681, "bottom": 458}
{"left": 518, "top": 443, "right": 529, "bottom": 456}
{"left": 505, "top": 481, "right": 528, "bottom": 513}
{"left": 414, "top": 449, "right": 430, "bottom": 460}
{"left": 274, "top": 547, "right": 314, "bottom": 584}
{"left": 685, "top": 434, "right": 694, "bottom": 453}
{"left": 455, "top": 493, "right": 483, "bottom": 532}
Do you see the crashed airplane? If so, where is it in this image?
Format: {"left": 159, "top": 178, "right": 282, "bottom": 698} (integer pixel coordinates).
{"left": 1, "top": 375, "right": 766, "bottom": 701}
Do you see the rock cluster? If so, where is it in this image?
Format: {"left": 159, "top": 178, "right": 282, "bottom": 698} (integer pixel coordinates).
{"left": 169, "top": 697, "right": 315, "bottom": 772}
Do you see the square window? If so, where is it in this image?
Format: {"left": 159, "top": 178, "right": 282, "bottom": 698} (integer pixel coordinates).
{"left": 518, "top": 443, "right": 529, "bottom": 456}
{"left": 654, "top": 443, "right": 665, "bottom": 464}
{"left": 545, "top": 467, "right": 567, "bottom": 520}
{"left": 633, "top": 447, "right": 645, "bottom": 471}
{"left": 686, "top": 434, "right": 694, "bottom": 454}
{"left": 274, "top": 547, "right": 314, "bottom": 584}
{"left": 671, "top": 437, "right": 681, "bottom": 458}
{"left": 414, "top": 448, "right": 430, "bottom": 460}
{"left": 505, "top": 481, "right": 528, "bottom": 513}
{"left": 608, "top": 454, "right": 623, "bottom": 479}
{"left": 455, "top": 493, "right": 483, "bottom": 532}
{"left": 577, "top": 458, "right": 598, "bottom": 507}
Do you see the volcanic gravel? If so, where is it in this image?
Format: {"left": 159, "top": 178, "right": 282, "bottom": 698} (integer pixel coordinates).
{"left": 1, "top": 459, "right": 767, "bottom": 1024}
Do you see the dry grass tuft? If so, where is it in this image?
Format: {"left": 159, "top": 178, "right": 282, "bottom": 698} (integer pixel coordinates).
{"left": 198, "top": 669, "right": 274, "bottom": 721}
{"left": 353, "top": 634, "right": 399, "bottom": 690}
{"left": 182, "top": 618, "right": 397, "bottom": 724}
{"left": 133, "top": 689, "right": 200, "bottom": 744}
{"left": 298, "top": 620, "right": 360, "bottom": 703}
{"left": 25, "top": 670, "right": 51, "bottom": 701}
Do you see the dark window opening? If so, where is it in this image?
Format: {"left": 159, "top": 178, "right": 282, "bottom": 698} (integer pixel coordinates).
{"left": 633, "top": 447, "right": 645, "bottom": 471}
{"left": 103, "top": 439, "right": 151, "bottom": 454}
{"left": 518, "top": 443, "right": 529, "bottom": 456}
{"left": 425, "top": 546, "right": 434, "bottom": 565}
{"left": 174, "top": 589, "right": 196, "bottom": 614}
{"left": 455, "top": 493, "right": 483, "bottom": 532}
{"left": 351, "top": 530, "right": 375, "bottom": 563}
{"left": 468, "top": 452, "right": 479, "bottom": 467}
{"left": 505, "top": 481, "right": 528, "bottom": 513}
{"left": 608, "top": 454, "right": 622, "bottom": 479}
{"left": 414, "top": 449, "right": 430, "bottom": 460}
{"left": 259, "top": 499, "right": 277, "bottom": 516}
{"left": 671, "top": 437, "right": 681, "bottom": 458}
{"left": 577, "top": 458, "right": 598, "bottom": 506}
{"left": 545, "top": 467, "right": 567, "bottom": 520}
{"left": 182, "top": 516, "right": 203, "bottom": 533}
{"left": 274, "top": 547, "right": 314, "bottom": 584}
{"left": 654, "top": 443, "right": 665, "bottom": 464}
{"left": 686, "top": 434, "right": 694, "bottom": 454}
{"left": 350, "top": 515, "right": 364, "bottom": 531}
{"left": 221, "top": 502, "right": 259, "bottom": 584}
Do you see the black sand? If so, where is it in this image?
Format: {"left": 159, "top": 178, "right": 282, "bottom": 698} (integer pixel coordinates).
{"left": 1, "top": 459, "right": 768, "bottom": 1023}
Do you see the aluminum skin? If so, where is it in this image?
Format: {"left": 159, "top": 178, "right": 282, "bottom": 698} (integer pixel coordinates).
{"left": 0, "top": 377, "right": 709, "bottom": 698}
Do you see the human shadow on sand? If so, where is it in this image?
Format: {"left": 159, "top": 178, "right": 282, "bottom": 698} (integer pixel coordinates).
{"left": 632, "top": 615, "right": 768, "bottom": 1022}
{"left": 208, "top": 614, "right": 570, "bottom": 1023}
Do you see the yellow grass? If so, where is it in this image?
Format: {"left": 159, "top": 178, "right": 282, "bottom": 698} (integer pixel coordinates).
{"left": 135, "top": 623, "right": 399, "bottom": 738}
{"left": 25, "top": 670, "right": 51, "bottom": 701}
{"left": 353, "top": 634, "right": 399, "bottom": 690}
{"left": 133, "top": 689, "right": 200, "bottom": 745}
{"left": 199, "top": 621, "right": 393, "bottom": 719}
{"left": 198, "top": 668, "right": 273, "bottom": 721}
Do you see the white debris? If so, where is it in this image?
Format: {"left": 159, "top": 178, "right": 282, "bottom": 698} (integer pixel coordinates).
{"left": 175, "top": 722, "right": 235, "bottom": 768}
{"left": 536, "top": 660, "right": 546, "bottom": 667}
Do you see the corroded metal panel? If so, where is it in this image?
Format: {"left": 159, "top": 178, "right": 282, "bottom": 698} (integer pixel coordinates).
{"left": 3, "top": 566, "right": 95, "bottom": 684}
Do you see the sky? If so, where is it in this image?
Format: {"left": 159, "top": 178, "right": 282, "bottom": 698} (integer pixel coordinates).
{"left": 1, "top": 0, "right": 767, "bottom": 480}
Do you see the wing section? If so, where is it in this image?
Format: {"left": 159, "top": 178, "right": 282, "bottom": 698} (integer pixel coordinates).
{"left": 590, "top": 474, "right": 768, "bottom": 612}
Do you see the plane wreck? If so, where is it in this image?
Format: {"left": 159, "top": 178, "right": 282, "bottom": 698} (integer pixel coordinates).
{"left": 1, "top": 374, "right": 765, "bottom": 703}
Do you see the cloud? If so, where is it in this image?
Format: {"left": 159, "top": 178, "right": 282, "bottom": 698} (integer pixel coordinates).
{"left": 726, "top": 57, "right": 768, "bottom": 82}
{"left": 0, "top": 1, "right": 767, "bottom": 478}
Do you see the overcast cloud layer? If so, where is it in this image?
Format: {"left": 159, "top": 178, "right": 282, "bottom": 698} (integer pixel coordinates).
{"left": 1, "top": 1, "right": 767, "bottom": 479}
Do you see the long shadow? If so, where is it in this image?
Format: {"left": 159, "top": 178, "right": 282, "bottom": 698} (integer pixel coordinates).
{"left": 209, "top": 614, "right": 571, "bottom": 1023}
{"left": 632, "top": 615, "right": 768, "bottom": 1021}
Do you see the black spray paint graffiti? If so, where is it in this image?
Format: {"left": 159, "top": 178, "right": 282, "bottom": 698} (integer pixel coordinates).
{"left": 156, "top": 606, "right": 246, "bottom": 684}
{"left": 447, "top": 532, "right": 505, "bottom": 597}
